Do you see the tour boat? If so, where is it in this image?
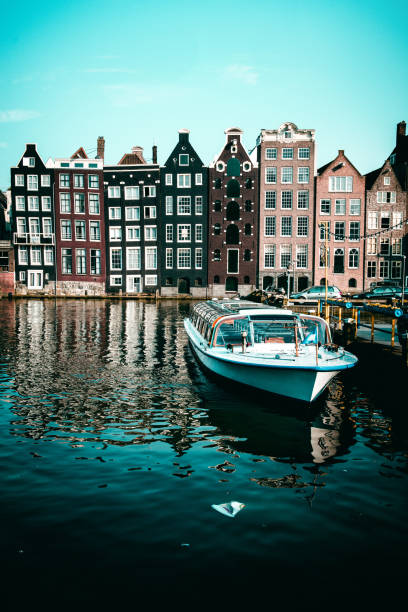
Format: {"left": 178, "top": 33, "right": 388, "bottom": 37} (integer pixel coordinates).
{"left": 184, "top": 300, "right": 358, "bottom": 402}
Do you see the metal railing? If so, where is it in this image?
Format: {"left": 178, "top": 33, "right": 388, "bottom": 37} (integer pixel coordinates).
{"left": 13, "top": 232, "right": 55, "bottom": 245}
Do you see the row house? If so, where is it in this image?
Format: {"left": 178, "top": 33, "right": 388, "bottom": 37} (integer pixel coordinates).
{"left": 54, "top": 146, "right": 106, "bottom": 295}
{"left": 314, "top": 150, "right": 365, "bottom": 293}
{"left": 11, "top": 144, "right": 56, "bottom": 293}
{"left": 256, "top": 122, "right": 315, "bottom": 292}
{"left": 208, "top": 127, "right": 258, "bottom": 296}
{"left": 160, "top": 129, "right": 208, "bottom": 297}
{"left": 104, "top": 146, "right": 160, "bottom": 294}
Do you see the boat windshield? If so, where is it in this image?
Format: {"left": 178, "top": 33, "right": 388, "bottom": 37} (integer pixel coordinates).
{"left": 299, "top": 315, "right": 330, "bottom": 345}
{"left": 213, "top": 317, "right": 251, "bottom": 346}
{"left": 251, "top": 316, "right": 297, "bottom": 344}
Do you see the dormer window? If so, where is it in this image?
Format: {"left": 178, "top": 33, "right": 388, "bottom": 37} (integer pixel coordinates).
{"left": 284, "top": 131, "right": 292, "bottom": 139}
{"left": 179, "top": 154, "right": 189, "bottom": 166}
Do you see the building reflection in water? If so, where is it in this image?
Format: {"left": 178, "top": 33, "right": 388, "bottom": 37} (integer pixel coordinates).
{"left": 1, "top": 299, "right": 402, "bottom": 470}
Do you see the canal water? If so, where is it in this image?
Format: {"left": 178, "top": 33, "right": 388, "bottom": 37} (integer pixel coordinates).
{"left": 0, "top": 299, "right": 407, "bottom": 608}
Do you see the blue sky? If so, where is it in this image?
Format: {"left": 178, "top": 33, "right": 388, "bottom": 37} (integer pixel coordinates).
{"left": 1, "top": 0, "right": 407, "bottom": 189}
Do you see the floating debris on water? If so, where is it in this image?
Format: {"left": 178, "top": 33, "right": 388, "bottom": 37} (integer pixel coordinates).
{"left": 211, "top": 501, "right": 245, "bottom": 518}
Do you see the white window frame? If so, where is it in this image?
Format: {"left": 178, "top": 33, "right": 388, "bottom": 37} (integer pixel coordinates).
{"left": 265, "top": 148, "right": 277, "bottom": 160}
{"left": 177, "top": 224, "right": 191, "bottom": 242}
{"left": 126, "top": 246, "right": 141, "bottom": 270}
{"left": 109, "top": 226, "right": 122, "bottom": 242}
{"left": 108, "top": 186, "right": 121, "bottom": 198}
{"left": 126, "top": 226, "right": 140, "bottom": 242}
{"left": 125, "top": 206, "right": 140, "bottom": 221}
{"left": 165, "top": 196, "right": 173, "bottom": 215}
{"left": 15, "top": 174, "right": 24, "bottom": 186}
{"left": 265, "top": 167, "right": 277, "bottom": 184}
{"left": 124, "top": 186, "right": 140, "bottom": 200}
{"left": 143, "top": 186, "right": 156, "bottom": 197}
{"left": 195, "top": 173, "right": 203, "bottom": 185}
{"left": 27, "top": 175, "right": 38, "bottom": 191}
{"left": 144, "top": 225, "right": 157, "bottom": 241}
{"left": 195, "top": 248, "right": 203, "bottom": 269}
{"left": 177, "top": 174, "right": 191, "bottom": 188}
{"left": 145, "top": 246, "right": 157, "bottom": 270}
{"left": 165, "top": 174, "right": 173, "bottom": 186}
{"left": 110, "top": 247, "right": 122, "bottom": 271}
{"left": 165, "top": 248, "right": 173, "bottom": 269}
{"left": 41, "top": 175, "right": 51, "bottom": 187}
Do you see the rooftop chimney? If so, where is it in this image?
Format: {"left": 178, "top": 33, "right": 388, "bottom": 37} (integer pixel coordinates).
{"left": 97, "top": 136, "right": 105, "bottom": 159}
{"left": 338, "top": 149, "right": 344, "bottom": 156}
{"left": 178, "top": 128, "right": 190, "bottom": 143}
{"left": 397, "top": 121, "right": 406, "bottom": 142}
{"left": 152, "top": 145, "right": 157, "bottom": 164}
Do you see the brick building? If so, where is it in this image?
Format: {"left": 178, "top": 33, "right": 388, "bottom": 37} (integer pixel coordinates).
{"left": 160, "top": 129, "right": 208, "bottom": 297}
{"left": 208, "top": 127, "right": 258, "bottom": 296}
{"left": 54, "top": 146, "right": 106, "bottom": 295}
{"left": 104, "top": 146, "right": 160, "bottom": 294}
{"left": 314, "top": 150, "right": 365, "bottom": 293}
{"left": 256, "top": 122, "right": 315, "bottom": 292}
{"left": 11, "top": 144, "right": 56, "bottom": 294}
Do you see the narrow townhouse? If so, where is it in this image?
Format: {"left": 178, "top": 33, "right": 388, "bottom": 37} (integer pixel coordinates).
{"left": 10, "top": 144, "right": 56, "bottom": 294}
{"left": 256, "top": 122, "right": 315, "bottom": 293}
{"left": 208, "top": 127, "right": 258, "bottom": 296}
{"left": 104, "top": 145, "right": 160, "bottom": 294}
{"left": 314, "top": 150, "right": 365, "bottom": 293}
{"left": 54, "top": 143, "right": 106, "bottom": 295}
{"left": 160, "top": 129, "right": 208, "bottom": 297}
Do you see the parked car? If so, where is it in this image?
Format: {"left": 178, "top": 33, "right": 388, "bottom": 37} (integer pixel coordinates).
{"left": 352, "top": 286, "right": 400, "bottom": 301}
{"left": 290, "top": 285, "right": 342, "bottom": 300}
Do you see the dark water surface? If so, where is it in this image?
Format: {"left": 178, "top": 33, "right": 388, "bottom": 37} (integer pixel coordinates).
{"left": 0, "top": 300, "right": 407, "bottom": 608}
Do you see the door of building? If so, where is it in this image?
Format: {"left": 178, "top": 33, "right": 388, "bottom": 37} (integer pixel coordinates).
{"left": 28, "top": 270, "right": 43, "bottom": 289}
{"left": 127, "top": 275, "right": 142, "bottom": 293}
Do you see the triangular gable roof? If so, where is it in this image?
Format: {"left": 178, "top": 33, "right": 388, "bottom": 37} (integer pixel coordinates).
{"left": 14, "top": 143, "right": 47, "bottom": 170}
{"left": 162, "top": 135, "right": 204, "bottom": 168}
{"left": 118, "top": 149, "right": 146, "bottom": 165}
{"left": 365, "top": 159, "right": 403, "bottom": 191}
{"left": 71, "top": 147, "right": 88, "bottom": 159}
{"left": 318, "top": 151, "right": 362, "bottom": 177}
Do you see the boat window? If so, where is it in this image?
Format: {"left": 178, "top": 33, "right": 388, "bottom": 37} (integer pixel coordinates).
{"left": 252, "top": 318, "right": 296, "bottom": 344}
{"left": 213, "top": 317, "right": 251, "bottom": 346}
{"left": 299, "top": 315, "right": 330, "bottom": 344}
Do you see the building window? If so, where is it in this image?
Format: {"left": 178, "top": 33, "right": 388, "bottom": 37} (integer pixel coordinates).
{"left": 264, "top": 216, "right": 276, "bottom": 237}
{"left": 284, "top": 130, "right": 292, "bottom": 139}
{"left": 280, "top": 245, "right": 291, "bottom": 269}
{"left": 367, "top": 237, "right": 376, "bottom": 255}
{"left": 144, "top": 226, "right": 157, "bottom": 241}
{"left": 335, "top": 199, "right": 346, "bottom": 215}
{"left": 125, "top": 206, "right": 139, "bottom": 221}
{"left": 227, "top": 179, "right": 240, "bottom": 197}
{"left": 281, "top": 191, "right": 292, "bottom": 209}
{"left": 62, "top": 248, "right": 72, "bottom": 274}
{"left": 244, "top": 223, "right": 251, "bottom": 236}
{"left": 381, "top": 212, "right": 390, "bottom": 229}
{"left": 15, "top": 196, "right": 25, "bottom": 211}
{"left": 367, "top": 261, "right": 376, "bottom": 278}
{"left": 74, "top": 193, "right": 85, "bottom": 214}
{"left": 214, "top": 275, "right": 220, "bottom": 284}
{"left": 214, "top": 178, "right": 222, "bottom": 188}
{"left": 227, "top": 249, "right": 239, "bottom": 274}
{"left": 16, "top": 218, "right": 27, "bottom": 235}
{"left": 265, "top": 191, "right": 276, "bottom": 209}
{"left": 348, "top": 248, "right": 359, "bottom": 269}
{"left": 27, "top": 175, "right": 38, "bottom": 191}
{"left": 19, "top": 271, "right": 26, "bottom": 281}
{"left": 18, "top": 246, "right": 28, "bottom": 264}
{"left": 281, "top": 216, "right": 292, "bottom": 237}
{"left": 41, "top": 196, "right": 52, "bottom": 211}
{"left": 334, "top": 222, "right": 345, "bottom": 241}
{"left": 265, "top": 167, "right": 277, "bottom": 184}
{"left": 165, "top": 195, "right": 174, "bottom": 215}
{"left": 195, "top": 248, "right": 203, "bottom": 269}
{"left": 166, "top": 248, "right": 173, "bottom": 269}
{"left": 214, "top": 249, "right": 221, "bottom": 261}
{"left": 90, "top": 249, "right": 101, "bottom": 275}
{"left": 384, "top": 176, "right": 391, "bottom": 185}
{"left": 329, "top": 176, "right": 353, "bottom": 192}
{"left": 297, "top": 191, "right": 309, "bottom": 209}
{"left": 226, "top": 201, "right": 240, "bottom": 220}
{"left": 75, "top": 249, "right": 86, "bottom": 274}
{"left": 349, "top": 222, "right": 360, "bottom": 241}
{"left": 177, "top": 196, "right": 191, "bottom": 215}
{"left": 264, "top": 245, "right": 275, "bottom": 268}
{"left": 282, "top": 148, "right": 293, "bottom": 159}
{"left": 214, "top": 223, "right": 221, "bottom": 236}
{"left": 391, "top": 261, "right": 402, "bottom": 279}
{"left": 43, "top": 218, "right": 52, "bottom": 236}
{"left": 109, "top": 226, "right": 122, "bottom": 242}
{"left": 214, "top": 200, "right": 222, "bottom": 212}
{"left": 392, "top": 238, "right": 402, "bottom": 255}
{"left": 61, "top": 220, "right": 71, "bottom": 240}
{"left": 90, "top": 221, "right": 100, "bottom": 241}
{"left": 393, "top": 212, "right": 403, "bottom": 229}
{"left": 298, "top": 148, "right": 310, "bottom": 159}
{"left": 165, "top": 174, "right": 172, "bottom": 185}
{"left": 350, "top": 199, "right": 361, "bottom": 215}
{"left": 60, "top": 193, "right": 70, "bottom": 213}
{"left": 179, "top": 154, "right": 189, "bottom": 166}
{"left": 281, "top": 167, "right": 293, "bottom": 184}
{"left": 145, "top": 275, "right": 157, "bottom": 286}
{"left": 319, "top": 245, "right": 330, "bottom": 267}
{"left": 379, "top": 261, "right": 389, "bottom": 278}
{"left": 265, "top": 148, "right": 277, "bottom": 160}
{"left": 195, "top": 224, "right": 203, "bottom": 242}
{"left": 177, "top": 174, "right": 191, "bottom": 188}
{"left": 298, "top": 167, "right": 309, "bottom": 184}
{"left": 110, "top": 275, "right": 122, "bottom": 287}
{"left": 177, "top": 224, "right": 191, "bottom": 242}
{"left": 377, "top": 191, "right": 396, "bottom": 203}
{"left": 166, "top": 225, "right": 173, "bottom": 242}
{"left": 195, "top": 196, "right": 203, "bottom": 215}
{"left": 144, "top": 186, "right": 156, "bottom": 197}
{"left": 320, "top": 199, "right": 330, "bottom": 214}
{"left": 245, "top": 200, "right": 252, "bottom": 212}
{"left": 125, "top": 186, "right": 140, "bottom": 200}
{"left": 177, "top": 248, "right": 191, "bottom": 269}
{"left": 89, "top": 194, "right": 100, "bottom": 214}
{"left": 110, "top": 248, "right": 122, "bottom": 270}
{"left": 368, "top": 211, "right": 378, "bottom": 229}
{"left": 75, "top": 220, "right": 86, "bottom": 240}
{"left": 380, "top": 238, "right": 390, "bottom": 255}
{"left": 74, "top": 174, "right": 84, "bottom": 188}
{"left": 108, "top": 207, "right": 121, "bottom": 220}
{"left": 297, "top": 217, "right": 308, "bottom": 237}
{"left": 126, "top": 226, "right": 140, "bottom": 241}
{"left": 88, "top": 175, "right": 99, "bottom": 189}
{"left": 145, "top": 246, "right": 157, "bottom": 269}
{"left": 41, "top": 175, "right": 51, "bottom": 187}
{"left": 334, "top": 249, "right": 344, "bottom": 273}
{"left": 195, "top": 174, "right": 203, "bottom": 185}
{"left": 108, "top": 186, "right": 121, "bottom": 198}
{"left": 127, "top": 247, "right": 141, "bottom": 270}
{"left": 28, "top": 196, "right": 39, "bottom": 211}
{"left": 15, "top": 174, "right": 24, "bottom": 186}
{"left": 59, "top": 174, "right": 70, "bottom": 188}
{"left": 144, "top": 206, "right": 156, "bottom": 219}
{"left": 296, "top": 245, "right": 308, "bottom": 269}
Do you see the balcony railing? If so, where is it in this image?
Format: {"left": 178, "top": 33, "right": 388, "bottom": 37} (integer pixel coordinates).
{"left": 13, "top": 232, "right": 55, "bottom": 245}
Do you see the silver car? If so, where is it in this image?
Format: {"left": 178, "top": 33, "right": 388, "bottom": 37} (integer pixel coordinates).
{"left": 291, "top": 285, "right": 342, "bottom": 300}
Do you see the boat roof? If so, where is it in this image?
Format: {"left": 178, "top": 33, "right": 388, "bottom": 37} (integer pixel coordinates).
{"left": 192, "top": 299, "right": 295, "bottom": 327}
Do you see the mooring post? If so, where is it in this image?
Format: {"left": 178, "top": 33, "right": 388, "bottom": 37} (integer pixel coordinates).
{"left": 371, "top": 314, "right": 375, "bottom": 343}
{"left": 391, "top": 318, "right": 396, "bottom": 349}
